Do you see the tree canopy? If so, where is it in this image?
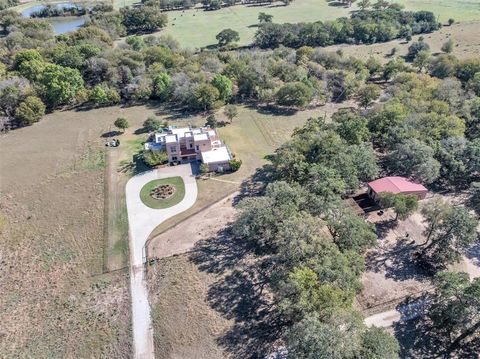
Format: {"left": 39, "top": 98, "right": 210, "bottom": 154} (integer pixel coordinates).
{"left": 421, "top": 201, "right": 477, "bottom": 270}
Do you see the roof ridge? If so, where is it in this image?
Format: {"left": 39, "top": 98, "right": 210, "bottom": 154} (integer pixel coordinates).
{"left": 388, "top": 177, "right": 403, "bottom": 192}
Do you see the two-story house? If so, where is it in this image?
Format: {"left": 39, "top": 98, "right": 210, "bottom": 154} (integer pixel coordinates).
{"left": 144, "top": 126, "right": 233, "bottom": 171}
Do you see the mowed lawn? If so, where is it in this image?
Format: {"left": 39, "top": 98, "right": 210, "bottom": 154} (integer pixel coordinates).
{"left": 145, "top": 0, "right": 480, "bottom": 49}
{"left": 152, "top": 0, "right": 352, "bottom": 48}
{"left": 393, "top": 0, "right": 480, "bottom": 22}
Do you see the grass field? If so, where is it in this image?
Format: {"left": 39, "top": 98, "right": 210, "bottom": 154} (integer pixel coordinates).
{"left": 0, "top": 106, "right": 136, "bottom": 357}
{"left": 140, "top": 177, "right": 186, "bottom": 208}
{"left": 149, "top": 0, "right": 480, "bottom": 49}
{"left": 392, "top": 0, "right": 480, "bottom": 22}
{"left": 147, "top": 255, "right": 232, "bottom": 359}
{"left": 0, "top": 103, "right": 169, "bottom": 358}
{"left": 16, "top": 0, "right": 480, "bottom": 48}
{"left": 326, "top": 21, "right": 480, "bottom": 62}
{"left": 155, "top": 0, "right": 352, "bottom": 48}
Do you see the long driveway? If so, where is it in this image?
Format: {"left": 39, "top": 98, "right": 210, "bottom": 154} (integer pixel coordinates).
{"left": 126, "top": 164, "right": 198, "bottom": 359}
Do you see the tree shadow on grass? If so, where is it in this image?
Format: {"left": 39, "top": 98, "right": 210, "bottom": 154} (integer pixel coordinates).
{"left": 117, "top": 152, "right": 150, "bottom": 175}
{"left": 133, "top": 127, "right": 149, "bottom": 135}
{"left": 465, "top": 240, "right": 480, "bottom": 267}
{"left": 248, "top": 103, "right": 299, "bottom": 117}
{"left": 233, "top": 163, "right": 276, "bottom": 206}
{"left": 244, "top": 2, "right": 271, "bottom": 7}
{"left": 391, "top": 297, "right": 480, "bottom": 359}
{"left": 366, "top": 235, "right": 430, "bottom": 282}
{"left": 101, "top": 130, "right": 123, "bottom": 138}
{"left": 189, "top": 229, "right": 284, "bottom": 358}
{"left": 143, "top": 102, "right": 206, "bottom": 122}
{"left": 326, "top": 1, "right": 349, "bottom": 7}
{"left": 393, "top": 312, "right": 440, "bottom": 358}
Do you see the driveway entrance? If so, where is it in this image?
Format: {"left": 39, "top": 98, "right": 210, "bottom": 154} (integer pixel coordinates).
{"left": 125, "top": 164, "right": 198, "bottom": 359}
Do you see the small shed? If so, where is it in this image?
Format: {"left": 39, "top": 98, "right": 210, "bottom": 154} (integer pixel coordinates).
{"left": 367, "top": 176, "right": 428, "bottom": 201}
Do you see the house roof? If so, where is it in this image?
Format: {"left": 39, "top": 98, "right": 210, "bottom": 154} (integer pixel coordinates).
{"left": 368, "top": 176, "right": 427, "bottom": 194}
{"left": 165, "top": 134, "right": 177, "bottom": 144}
{"left": 201, "top": 146, "right": 231, "bottom": 164}
{"left": 170, "top": 127, "right": 191, "bottom": 139}
{"left": 193, "top": 133, "right": 208, "bottom": 142}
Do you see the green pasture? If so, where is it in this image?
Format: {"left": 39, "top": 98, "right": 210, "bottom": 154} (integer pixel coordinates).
{"left": 153, "top": 0, "right": 480, "bottom": 49}
{"left": 15, "top": 0, "right": 480, "bottom": 49}
{"left": 156, "top": 0, "right": 352, "bottom": 48}
{"left": 392, "top": 0, "right": 480, "bottom": 22}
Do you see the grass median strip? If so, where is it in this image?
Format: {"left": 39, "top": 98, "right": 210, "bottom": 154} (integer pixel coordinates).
{"left": 140, "top": 177, "right": 186, "bottom": 209}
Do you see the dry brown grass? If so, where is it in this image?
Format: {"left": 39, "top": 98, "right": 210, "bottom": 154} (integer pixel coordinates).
{"left": 0, "top": 105, "right": 159, "bottom": 357}
{"left": 147, "top": 255, "right": 233, "bottom": 359}
{"left": 327, "top": 21, "right": 480, "bottom": 63}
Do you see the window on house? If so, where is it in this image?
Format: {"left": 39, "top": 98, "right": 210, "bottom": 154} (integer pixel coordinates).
{"left": 171, "top": 147, "right": 176, "bottom": 152}
{"left": 195, "top": 145, "right": 199, "bottom": 151}
{"left": 172, "top": 156, "right": 177, "bottom": 161}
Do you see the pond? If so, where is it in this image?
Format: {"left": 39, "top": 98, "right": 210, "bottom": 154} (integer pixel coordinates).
{"left": 21, "top": 2, "right": 86, "bottom": 35}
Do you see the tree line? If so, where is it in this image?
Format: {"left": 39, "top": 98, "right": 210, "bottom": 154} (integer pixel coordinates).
{"left": 0, "top": 0, "right": 17, "bottom": 11}
{"left": 142, "top": 0, "right": 289, "bottom": 12}
{"left": 30, "top": 4, "right": 92, "bottom": 18}
{"left": 1, "top": 6, "right": 479, "bottom": 138}
{"left": 254, "top": 7, "right": 439, "bottom": 49}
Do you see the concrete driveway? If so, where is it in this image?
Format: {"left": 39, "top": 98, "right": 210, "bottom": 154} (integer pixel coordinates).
{"left": 126, "top": 164, "right": 198, "bottom": 359}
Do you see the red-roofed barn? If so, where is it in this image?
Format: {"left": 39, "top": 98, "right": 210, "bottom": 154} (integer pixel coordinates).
{"left": 367, "top": 176, "right": 428, "bottom": 201}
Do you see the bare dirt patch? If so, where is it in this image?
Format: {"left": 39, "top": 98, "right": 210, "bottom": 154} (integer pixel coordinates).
{"left": 358, "top": 208, "right": 433, "bottom": 316}
{"left": 148, "top": 192, "right": 238, "bottom": 259}
{"left": 358, "top": 194, "right": 480, "bottom": 317}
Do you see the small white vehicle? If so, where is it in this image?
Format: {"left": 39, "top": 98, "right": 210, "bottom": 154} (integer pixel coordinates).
{"left": 105, "top": 139, "right": 120, "bottom": 147}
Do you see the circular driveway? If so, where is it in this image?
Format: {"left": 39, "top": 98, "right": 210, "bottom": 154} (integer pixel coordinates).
{"left": 125, "top": 164, "right": 198, "bottom": 359}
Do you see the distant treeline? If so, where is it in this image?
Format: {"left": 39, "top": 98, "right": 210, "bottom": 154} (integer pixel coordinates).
{"left": 0, "top": 0, "right": 17, "bottom": 11}
{"left": 142, "top": 0, "right": 285, "bottom": 12}
{"left": 255, "top": 8, "right": 439, "bottom": 48}
{"left": 30, "top": 3, "right": 113, "bottom": 18}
